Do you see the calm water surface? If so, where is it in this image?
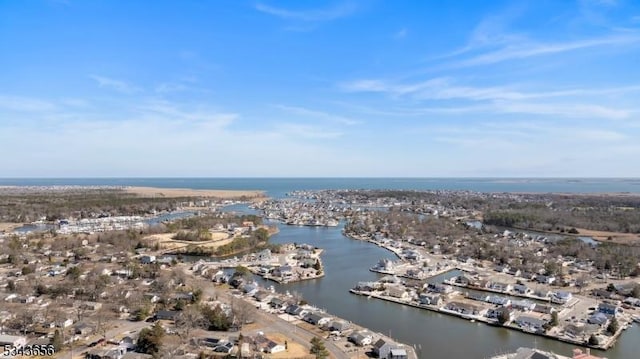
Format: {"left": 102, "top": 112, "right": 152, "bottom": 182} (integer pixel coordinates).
{"left": 251, "top": 222, "right": 639, "bottom": 359}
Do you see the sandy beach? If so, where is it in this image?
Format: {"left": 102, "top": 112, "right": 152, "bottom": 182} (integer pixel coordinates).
{"left": 124, "top": 186, "right": 266, "bottom": 200}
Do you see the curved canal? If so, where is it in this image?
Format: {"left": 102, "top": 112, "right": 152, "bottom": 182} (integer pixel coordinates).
{"left": 245, "top": 220, "right": 639, "bottom": 359}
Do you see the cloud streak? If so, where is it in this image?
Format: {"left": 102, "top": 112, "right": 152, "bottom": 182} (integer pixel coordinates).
{"left": 255, "top": 2, "right": 357, "bottom": 22}
{"left": 90, "top": 75, "right": 140, "bottom": 94}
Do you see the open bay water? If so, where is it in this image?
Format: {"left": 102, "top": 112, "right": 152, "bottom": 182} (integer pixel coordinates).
{"left": 4, "top": 178, "right": 640, "bottom": 357}
{"left": 1, "top": 178, "right": 640, "bottom": 199}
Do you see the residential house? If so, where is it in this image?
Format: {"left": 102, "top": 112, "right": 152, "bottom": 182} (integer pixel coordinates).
{"left": 328, "top": 320, "right": 351, "bottom": 333}
{"left": 587, "top": 312, "right": 609, "bottom": 326}
{"left": 85, "top": 346, "right": 125, "bottom": 359}
{"left": 155, "top": 310, "right": 179, "bottom": 321}
{"left": 489, "top": 282, "right": 513, "bottom": 292}
{"left": 598, "top": 302, "right": 620, "bottom": 316}
{"left": 390, "top": 348, "right": 408, "bottom": 359}
{"left": 511, "top": 299, "right": 536, "bottom": 312}
{"left": 515, "top": 315, "right": 547, "bottom": 332}
{"left": 386, "top": 285, "right": 409, "bottom": 300}
{"left": 487, "top": 295, "right": 511, "bottom": 306}
{"left": 445, "top": 301, "right": 481, "bottom": 315}
{"left": 551, "top": 291, "right": 573, "bottom": 305}
{"left": 418, "top": 293, "right": 441, "bottom": 306}
{"left": 513, "top": 284, "right": 530, "bottom": 295}
{"left": 74, "top": 322, "right": 94, "bottom": 336}
{"left": 348, "top": 331, "right": 373, "bottom": 346}
{"left": 373, "top": 339, "right": 394, "bottom": 359}
{"left": 536, "top": 275, "right": 556, "bottom": 285}
{"left": 487, "top": 307, "right": 514, "bottom": 322}
{"left": 140, "top": 255, "right": 156, "bottom": 264}
{"left": 303, "top": 312, "right": 332, "bottom": 326}
{"left": 253, "top": 290, "right": 271, "bottom": 302}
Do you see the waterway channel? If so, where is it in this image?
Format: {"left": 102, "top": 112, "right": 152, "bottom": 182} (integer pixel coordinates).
{"left": 224, "top": 206, "right": 639, "bottom": 358}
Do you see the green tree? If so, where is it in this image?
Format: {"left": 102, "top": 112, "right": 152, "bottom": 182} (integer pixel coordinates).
{"left": 310, "top": 337, "right": 329, "bottom": 359}
{"left": 137, "top": 322, "right": 165, "bottom": 355}
{"left": 253, "top": 228, "right": 269, "bottom": 242}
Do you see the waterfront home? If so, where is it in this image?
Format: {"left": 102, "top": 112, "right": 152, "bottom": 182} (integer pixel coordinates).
{"left": 426, "top": 283, "right": 452, "bottom": 294}
{"left": 533, "top": 304, "right": 556, "bottom": 315}
{"left": 273, "top": 265, "right": 293, "bottom": 278}
{"left": 269, "top": 297, "right": 286, "bottom": 310}
{"left": 466, "top": 292, "right": 489, "bottom": 302}
{"left": 623, "top": 297, "right": 640, "bottom": 307}
{"left": 387, "top": 285, "right": 410, "bottom": 300}
{"left": 587, "top": 312, "right": 609, "bottom": 326}
{"left": 328, "top": 320, "right": 351, "bottom": 333}
{"left": 511, "top": 299, "right": 536, "bottom": 312}
{"left": 445, "top": 301, "right": 481, "bottom": 315}
{"left": 419, "top": 293, "right": 442, "bottom": 306}
{"left": 572, "top": 348, "right": 605, "bottom": 359}
{"left": 241, "top": 283, "right": 259, "bottom": 296}
{"left": 506, "top": 268, "right": 522, "bottom": 277}
{"left": 373, "top": 338, "right": 396, "bottom": 359}
{"left": 551, "top": 291, "right": 572, "bottom": 304}
{"left": 487, "top": 295, "right": 511, "bottom": 306}
{"left": 405, "top": 268, "right": 425, "bottom": 279}
{"left": 390, "top": 348, "right": 408, "bottom": 359}
{"left": 487, "top": 307, "right": 514, "bottom": 322}
{"left": 565, "top": 323, "right": 599, "bottom": 338}
{"left": 374, "top": 259, "right": 395, "bottom": 272}
{"left": 380, "top": 275, "right": 401, "bottom": 284}
{"left": 253, "top": 290, "right": 271, "bottom": 302}
{"left": 303, "top": 312, "right": 332, "bottom": 326}
{"left": 536, "top": 275, "right": 556, "bottom": 285}
{"left": 513, "top": 284, "right": 530, "bottom": 294}
{"left": 597, "top": 302, "right": 620, "bottom": 316}
{"left": 285, "top": 304, "right": 305, "bottom": 316}
{"left": 355, "top": 282, "right": 379, "bottom": 291}
{"left": 534, "top": 289, "right": 552, "bottom": 298}
{"left": 514, "top": 315, "right": 547, "bottom": 332}
{"left": 489, "top": 282, "right": 513, "bottom": 292}
{"left": 348, "top": 331, "right": 373, "bottom": 346}
{"left": 256, "top": 249, "right": 272, "bottom": 261}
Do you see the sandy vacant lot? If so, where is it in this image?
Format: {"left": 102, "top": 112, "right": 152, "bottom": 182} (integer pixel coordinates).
{"left": 145, "top": 231, "right": 233, "bottom": 250}
{"left": 0, "top": 222, "right": 21, "bottom": 232}
{"left": 574, "top": 228, "right": 640, "bottom": 243}
{"left": 125, "top": 186, "right": 266, "bottom": 200}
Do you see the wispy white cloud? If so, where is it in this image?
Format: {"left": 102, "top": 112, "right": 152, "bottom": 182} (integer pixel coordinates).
{"left": 394, "top": 28, "right": 408, "bottom": 39}
{"left": 255, "top": 2, "right": 357, "bottom": 22}
{"left": 89, "top": 75, "right": 140, "bottom": 94}
{"left": 274, "top": 104, "right": 361, "bottom": 125}
{"left": 155, "top": 83, "right": 189, "bottom": 93}
{"left": 453, "top": 34, "right": 640, "bottom": 67}
{"left": 0, "top": 95, "right": 57, "bottom": 112}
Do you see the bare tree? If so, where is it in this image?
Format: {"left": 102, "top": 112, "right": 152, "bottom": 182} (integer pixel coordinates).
{"left": 230, "top": 298, "right": 256, "bottom": 330}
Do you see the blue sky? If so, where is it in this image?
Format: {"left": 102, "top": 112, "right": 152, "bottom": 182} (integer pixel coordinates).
{"left": 1, "top": 0, "right": 640, "bottom": 177}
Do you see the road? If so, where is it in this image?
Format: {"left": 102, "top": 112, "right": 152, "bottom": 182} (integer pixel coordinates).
{"left": 56, "top": 320, "right": 152, "bottom": 359}
{"left": 197, "top": 277, "right": 349, "bottom": 359}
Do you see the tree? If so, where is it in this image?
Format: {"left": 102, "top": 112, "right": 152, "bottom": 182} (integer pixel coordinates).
{"left": 497, "top": 309, "right": 510, "bottom": 325}
{"left": 632, "top": 284, "right": 640, "bottom": 299}
{"left": 231, "top": 298, "right": 255, "bottom": 329}
{"left": 607, "top": 317, "right": 619, "bottom": 335}
{"left": 254, "top": 228, "right": 269, "bottom": 242}
{"left": 588, "top": 334, "right": 599, "bottom": 346}
{"left": 51, "top": 329, "right": 63, "bottom": 351}
{"left": 137, "top": 322, "right": 165, "bottom": 355}
{"left": 550, "top": 311, "right": 559, "bottom": 327}
{"left": 201, "top": 304, "right": 232, "bottom": 331}
{"left": 310, "top": 337, "right": 329, "bottom": 359}
{"left": 233, "top": 265, "right": 251, "bottom": 278}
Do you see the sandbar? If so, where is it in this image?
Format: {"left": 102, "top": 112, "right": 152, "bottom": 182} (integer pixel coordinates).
{"left": 124, "top": 186, "right": 266, "bottom": 200}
